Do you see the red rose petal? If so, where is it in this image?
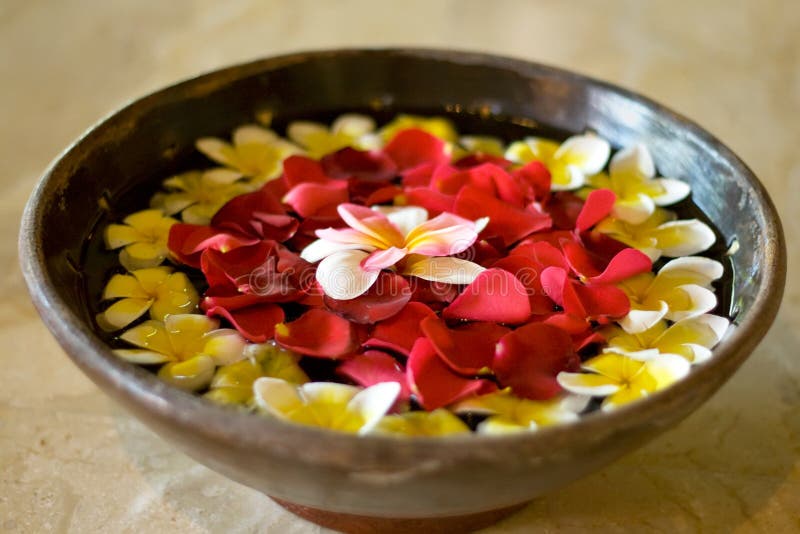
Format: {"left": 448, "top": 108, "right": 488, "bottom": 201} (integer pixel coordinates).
{"left": 544, "top": 192, "right": 586, "bottom": 230}
{"left": 454, "top": 153, "right": 512, "bottom": 169}
{"left": 274, "top": 309, "right": 357, "bottom": 359}
{"left": 409, "top": 278, "right": 460, "bottom": 308}
{"left": 383, "top": 128, "right": 450, "bottom": 171}
{"left": 365, "top": 302, "right": 436, "bottom": 356}
{"left": 200, "top": 241, "right": 278, "bottom": 290}
{"left": 490, "top": 255, "right": 556, "bottom": 315}
{"left": 539, "top": 266, "right": 568, "bottom": 307}
{"left": 570, "top": 283, "right": 631, "bottom": 320}
{"left": 420, "top": 316, "right": 509, "bottom": 375}
{"left": 455, "top": 185, "right": 551, "bottom": 246}
{"left": 512, "top": 161, "right": 551, "bottom": 202}
{"left": 442, "top": 268, "right": 532, "bottom": 324}
{"left": 212, "top": 187, "right": 285, "bottom": 229}
{"left": 324, "top": 272, "right": 412, "bottom": 324}
{"left": 283, "top": 181, "right": 349, "bottom": 218}
{"left": 588, "top": 248, "right": 653, "bottom": 285}
{"left": 321, "top": 147, "right": 397, "bottom": 182}
{"left": 493, "top": 323, "right": 579, "bottom": 400}
{"left": 575, "top": 188, "right": 615, "bottom": 232}
{"left": 283, "top": 155, "right": 331, "bottom": 187}
{"left": 407, "top": 338, "right": 496, "bottom": 410}
{"left": 363, "top": 185, "right": 403, "bottom": 206}
{"left": 168, "top": 224, "right": 257, "bottom": 267}
{"left": 401, "top": 162, "right": 437, "bottom": 187}
{"left": 338, "top": 350, "right": 411, "bottom": 401}
{"left": 403, "top": 187, "right": 456, "bottom": 216}
{"left": 206, "top": 303, "right": 284, "bottom": 343}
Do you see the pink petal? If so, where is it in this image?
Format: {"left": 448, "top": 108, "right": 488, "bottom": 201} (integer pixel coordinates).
{"left": 206, "top": 303, "right": 284, "bottom": 343}
{"left": 321, "top": 147, "right": 397, "bottom": 181}
{"left": 324, "top": 271, "right": 412, "bottom": 324}
{"left": 274, "top": 308, "right": 357, "bottom": 358}
{"left": 338, "top": 350, "right": 411, "bottom": 401}
{"left": 442, "top": 268, "right": 532, "bottom": 324}
{"left": 405, "top": 212, "right": 482, "bottom": 256}
{"left": 384, "top": 128, "right": 451, "bottom": 171}
{"left": 455, "top": 185, "right": 551, "bottom": 246}
{"left": 283, "top": 155, "right": 331, "bottom": 187}
{"left": 364, "top": 302, "right": 435, "bottom": 356}
{"left": 283, "top": 181, "right": 349, "bottom": 218}
{"left": 361, "top": 247, "right": 408, "bottom": 272}
{"left": 493, "top": 323, "right": 579, "bottom": 400}
{"left": 588, "top": 248, "right": 652, "bottom": 285}
{"left": 575, "top": 188, "right": 616, "bottom": 232}
{"left": 490, "top": 255, "right": 556, "bottom": 315}
{"left": 337, "top": 203, "right": 405, "bottom": 247}
{"left": 407, "top": 338, "right": 496, "bottom": 410}
{"left": 420, "top": 316, "right": 509, "bottom": 375}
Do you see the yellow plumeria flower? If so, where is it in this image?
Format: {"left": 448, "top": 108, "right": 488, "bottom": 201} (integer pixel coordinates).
{"left": 505, "top": 133, "right": 610, "bottom": 190}
{"left": 379, "top": 114, "right": 459, "bottom": 143}
{"left": 587, "top": 143, "right": 691, "bottom": 224}
{"left": 595, "top": 207, "right": 716, "bottom": 262}
{"left": 104, "top": 209, "right": 177, "bottom": 271}
{"left": 453, "top": 391, "right": 588, "bottom": 435}
{"left": 150, "top": 168, "right": 253, "bottom": 225}
{"left": 96, "top": 267, "right": 199, "bottom": 331}
{"left": 205, "top": 341, "right": 308, "bottom": 406}
{"left": 557, "top": 352, "right": 690, "bottom": 411}
{"left": 453, "top": 135, "right": 506, "bottom": 160}
{"left": 115, "top": 314, "right": 247, "bottom": 391}
{"left": 604, "top": 314, "right": 729, "bottom": 365}
{"left": 373, "top": 409, "right": 470, "bottom": 437}
{"left": 253, "top": 378, "right": 400, "bottom": 435}
{"left": 618, "top": 256, "right": 723, "bottom": 333}
{"left": 195, "top": 124, "right": 300, "bottom": 185}
{"left": 287, "top": 114, "right": 378, "bottom": 158}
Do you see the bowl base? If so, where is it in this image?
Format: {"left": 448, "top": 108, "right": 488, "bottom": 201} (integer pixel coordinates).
{"left": 271, "top": 497, "right": 528, "bottom": 533}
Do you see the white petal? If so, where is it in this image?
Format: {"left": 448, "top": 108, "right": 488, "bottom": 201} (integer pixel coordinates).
{"left": 558, "top": 394, "right": 591, "bottom": 414}
{"left": 690, "top": 314, "right": 730, "bottom": 342}
{"left": 348, "top": 382, "right": 402, "bottom": 434}
{"left": 315, "top": 250, "right": 380, "bottom": 300}
{"left": 402, "top": 256, "right": 485, "bottom": 285}
{"left": 651, "top": 178, "right": 691, "bottom": 206}
{"left": 664, "top": 285, "right": 717, "bottom": 322}
{"left": 556, "top": 134, "right": 611, "bottom": 175}
{"left": 300, "top": 238, "right": 367, "bottom": 263}
{"left": 619, "top": 301, "right": 669, "bottom": 334}
{"left": 233, "top": 124, "right": 279, "bottom": 146}
{"left": 113, "top": 349, "right": 171, "bottom": 365}
{"left": 610, "top": 143, "right": 655, "bottom": 178}
{"left": 202, "top": 329, "right": 247, "bottom": 365}
{"left": 371, "top": 205, "right": 429, "bottom": 237}
{"left": 332, "top": 114, "right": 376, "bottom": 136}
{"left": 253, "top": 377, "right": 304, "bottom": 417}
{"left": 658, "top": 256, "right": 724, "bottom": 286}
{"left": 195, "top": 138, "right": 234, "bottom": 166}
{"left": 683, "top": 343, "right": 713, "bottom": 364}
{"left": 550, "top": 164, "right": 586, "bottom": 191}
{"left": 556, "top": 372, "right": 620, "bottom": 397}
{"left": 612, "top": 193, "right": 656, "bottom": 224}
{"left": 644, "top": 354, "right": 691, "bottom": 386}
{"left": 655, "top": 219, "right": 717, "bottom": 257}
{"left": 603, "top": 346, "right": 661, "bottom": 361}
{"left": 300, "top": 382, "right": 362, "bottom": 405}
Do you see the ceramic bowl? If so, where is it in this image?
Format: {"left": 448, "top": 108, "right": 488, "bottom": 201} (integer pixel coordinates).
{"left": 19, "top": 49, "right": 786, "bottom": 533}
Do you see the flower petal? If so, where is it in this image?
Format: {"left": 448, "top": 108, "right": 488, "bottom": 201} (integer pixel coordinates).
{"left": 97, "top": 298, "right": 153, "bottom": 331}
{"left": 361, "top": 246, "right": 408, "bottom": 272}
{"left": 421, "top": 315, "right": 509, "bottom": 375}
{"left": 402, "top": 255, "right": 486, "bottom": 285}
{"left": 651, "top": 178, "right": 691, "bottom": 206}
{"left": 206, "top": 303, "right": 285, "bottom": 343}
{"left": 338, "top": 350, "right": 410, "bottom": 401}
{"left": 324, "top": 271, "right": 412, "bottom": 323}
{"left": 347, "top": 382, "right": 402, "bottom": 434}
{"left": 556, "top": 134, "right": 611, "bottom": 175}
{"left": 371, "top": 205, "right": 428, "bottom": 237}
{"left": 557, "top": 372, "right": 621, "bottom": 396}
{"left": 383, "top": 128, "right": 451, "bottom": 171}
{"left": 442, "top": 268, "right": 532, "bottom": 324}
{"left": 619, "top": 300, "right": 669, "bottom": 334}
{"left": 275, "top": 309, "right": 357, "bottom": 358}
{"left": 404, "top": 211, "right": 484, "bottom": 256}
{"left": 283, "top": 181, "right": 349, "bottom": 218}
{"left": 316, "top": 249, "right": 381, "bottom": 300}
{"left": 253, "top": 376, "right": 304, "bottom": 418}
{"left": 455, "top": 185, "right": 551, "bottom": 246}
{"left": 337, "top": 203, "right": 405, "bottom": 248}
{"left": 653, "top": 219, "right": 716, "bottom": 257}
{"left": 364, "top": 302, "right": 436, "bottom": 356}
{"left": 609, "top": 143, "right": 655, "bottom": 178}
{"left": 575, "top": 188, "right": 616, "bottom": 232}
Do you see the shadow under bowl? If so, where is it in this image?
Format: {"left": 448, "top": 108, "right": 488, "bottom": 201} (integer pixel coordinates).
{"left": 19, "top": 49, "right": 786, "bottom": 533}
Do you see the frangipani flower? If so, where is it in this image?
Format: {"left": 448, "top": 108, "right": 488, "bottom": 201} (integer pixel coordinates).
{"left": 557, "top": 352, "right": 690, "bottom": 410}
{"left": 373, "top": 409, "right": 470, "bottom": 436}
{"left": 253, "top": 378, "right": 400, "bottom": 434}
{"left": 196, "top": 125, "right": 300, "bottom": 184}
{"left": 115, "top": 314, "right": 247, "bottom": 391}
{"left": 604, "top": 314, "right": 729, "bottom": 364}
{"left": 96, "top": 267, "right": 199, "bottom": 331}
{"left": 380, "top": 114, "right": 458, "bottom": 143}
{"left": 618, "top": 256, "right": 724, "bottom": 333}
{"left": 505, "top": 133, "right": 610, "bottom": 190}
{"left": 205, "top": 341, "right": 308, "bottom": 406}
{"left": 287, "top": 114, "right": 378, "bottom": 158}
{"left": 104, "top": 209, "right": 178, "bottom": 271}
{"left": 300, "top": 203, "right": 487, "bottom": 300}
{"left": 595, "top": 207, "right": 716, "bottom": 262}
{"left": 454, "top": 135, "right": 506, "bottom": 160}
{"left": 587, "top": 143, "right": 691, "bottom": 224}
{"left": 454, "top": 391, "right": 589, "bottom": 435}
{"left": 150, "top": 168, "right": 253, "bottom": 225}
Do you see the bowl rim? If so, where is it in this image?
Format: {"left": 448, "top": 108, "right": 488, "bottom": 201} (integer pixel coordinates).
{"left": 18, "top": 47, "right": 787, "bottom": 462}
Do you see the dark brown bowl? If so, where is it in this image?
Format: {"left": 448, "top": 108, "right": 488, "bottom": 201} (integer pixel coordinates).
{"left": 19, "top": 49, "right": 786, "bottom": 533}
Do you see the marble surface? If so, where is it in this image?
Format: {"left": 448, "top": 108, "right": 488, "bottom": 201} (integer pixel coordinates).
{"left": 2, "top": 1, "right": 799, "bottom": 532}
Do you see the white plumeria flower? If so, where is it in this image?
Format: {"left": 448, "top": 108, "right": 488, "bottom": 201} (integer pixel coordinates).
{"left": 196, "top": 125, "right": 301, "bottom": 184}
{"left": 114, "top": 314, "right": 247, "bottom": 391}
{"left": 618, "top": 256, "right": 724, "bottom": 333}
{"left": 588, "top": 143, "right": 691, "bottom": 224}
{"left": 453, "top": 391, "right": 589, "bottom": 435}
{"left": 300, "top": 204, "right": 488, "bottom": 300}
{"left": 557, "top": 352, "right": 691, "bottom": 411}
{"left": 595, "top": 207, "right": 716, "bottom": 262}
{"left": 253, "top": 378, "right": 400, "bottom": 434}
{"left": 505, "top": 133, "right": 611, "bottom": 190}
{"left": 287, "top": 113, "right": 379, "bottom": 157}
{"left": 604, "top": 314, "right": 730, "bottom": 365}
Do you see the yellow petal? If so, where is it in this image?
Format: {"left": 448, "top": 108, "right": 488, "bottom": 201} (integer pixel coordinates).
{"left": 653, "top": 219, "right": 716, "bottom": 257}
{"left": 347, "top": 382, "right": 402, "bottom": 434}
{"left": 113, "top": 349, "right": 171, "bottom": 365}
{"left": 131, "top": 267, "right": 172, "bottom": 293}
{"left": 102, "top": 273, "right": 147, "bottom": 299}
{"left": 374, "top": 410, "right": 470, "bottom": 436}
{"left": 98, "top": 297, "right": 153, "bottom": 331}
{"left": 253, "top": 377, "right": 304, "bottom": 417}
{"left": 402, "top": 255, "right": 485, "bottom": 285}
{"left": 201, "top": 329, "right": 247, "bottom": 366}
{"left": 119, "top": 320, "right": 173, "bottom": 355}
{"left": 557, "top": 372, "right": 621, "bottom": 396}
{"left": 104, "top": 224, "right": 142, "bottom": 249}
{"left": 157, "top": 355, "right": 215, "bottom": 392}
{"left": 582, "top": 352, "right": 644, "bottom": 381}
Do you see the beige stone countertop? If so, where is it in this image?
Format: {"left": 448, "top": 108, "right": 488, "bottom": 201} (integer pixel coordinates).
{"left": 2, "top": 1, "right": 799, "bottom": 532}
